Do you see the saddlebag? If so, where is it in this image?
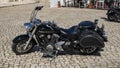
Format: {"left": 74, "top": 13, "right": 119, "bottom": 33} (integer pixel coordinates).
{"left": 79, "top": 30, "right": 105, "bottom": 48}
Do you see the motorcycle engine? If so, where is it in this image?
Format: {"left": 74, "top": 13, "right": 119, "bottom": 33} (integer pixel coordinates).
{"left": 44, "top": 34, "right": 64, "bottom": 53}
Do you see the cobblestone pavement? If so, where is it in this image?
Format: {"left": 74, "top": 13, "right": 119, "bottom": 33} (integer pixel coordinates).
{"left": 0, "top": 3, "right": 120, "bottom": 68}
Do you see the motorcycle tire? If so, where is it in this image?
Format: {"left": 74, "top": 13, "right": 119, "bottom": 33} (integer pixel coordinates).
{"left": 80, "top": 46, "right": 99, "bottom": 55}
{"left": 108, "top": 13, "right": 117, "bottom": 21}
{"left": 12, "top": 38, "right": 34, "bottom": 55}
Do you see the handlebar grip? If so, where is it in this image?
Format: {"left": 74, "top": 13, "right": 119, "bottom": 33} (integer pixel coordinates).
{"left": 35, "top": 6, "right": 44, "bottom": 10}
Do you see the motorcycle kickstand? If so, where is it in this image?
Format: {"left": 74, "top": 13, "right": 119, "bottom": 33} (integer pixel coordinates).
{"left": 50, "top": 50, "right": 58, "bottom": 62}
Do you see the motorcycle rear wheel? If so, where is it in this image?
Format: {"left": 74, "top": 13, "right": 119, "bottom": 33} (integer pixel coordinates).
{"left": 12, "top": 38, "right": 34, "bottom": 55}
{"left": 108, "top": 13, "right": 117, "bottom": 21}
{"left": 80, "top": 46, "right": 99, "bottom": 55}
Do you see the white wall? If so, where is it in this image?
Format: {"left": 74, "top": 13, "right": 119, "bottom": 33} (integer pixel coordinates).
{"left": 60, "top": 0, "right": 65, "bottom": 6}
{"left": 50, "top": 0, "right": 66, "bottom": 8}
{"left": 50, "top": 0, "right": 58, "bottom": 8}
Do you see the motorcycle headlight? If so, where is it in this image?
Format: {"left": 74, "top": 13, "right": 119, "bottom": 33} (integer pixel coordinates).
{"left": 24, "top": 23, "right": 34, "bottom": 31}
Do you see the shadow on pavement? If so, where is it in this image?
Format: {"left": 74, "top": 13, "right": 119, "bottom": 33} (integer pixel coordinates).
{"left": 30, "top": 46, "right": 103, "bottom": 58}
{"left": 58, "top": 48, "right": 103, "bottom": 56}
{"left": 101, "top": 17, "right": 109, "bottom": 21}
{"left": 101, "top": 17, "right": 120, "bottom": 23}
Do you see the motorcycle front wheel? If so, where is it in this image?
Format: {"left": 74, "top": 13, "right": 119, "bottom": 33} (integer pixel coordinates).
{"left": 12, "top": 38, "right": 34, "bottom": 55}
{"left": 80, "top": 46, "right": 99, "bottom": 55}
{"left": 108, "top": 13, "right": 117, "bottom": 21}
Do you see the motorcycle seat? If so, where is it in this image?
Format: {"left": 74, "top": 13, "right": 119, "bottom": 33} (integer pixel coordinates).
{"left": 78, "top": 21, "right": 96, "bottom": 29}
{"left": 60, "top": 26, "right": 77, "bottom": 35}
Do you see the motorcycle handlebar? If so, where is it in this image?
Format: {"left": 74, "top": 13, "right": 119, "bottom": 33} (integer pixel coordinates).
{"left": 30, "top": 6, "right": 44, "bottom": 22}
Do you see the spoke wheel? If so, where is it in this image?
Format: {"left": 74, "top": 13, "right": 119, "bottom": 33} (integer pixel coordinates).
{"left": 12, "top": 39, "right": 34, "bottom": 55}
{"left": 16, "top": 40, "right": 33, "bottom": 53}
{"left": 80, "top": 46, "right": 98, "bottom": 55}
{"left": 108, "top": 13, "right": 116, "bottom": 21}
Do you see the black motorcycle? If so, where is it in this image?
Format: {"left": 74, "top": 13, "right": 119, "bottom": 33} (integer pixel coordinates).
{"left": 107, "top": 6, "right": 120, "bottom": 22}
{"left": 12, "top": 6, "right": 107, "bottom": 57}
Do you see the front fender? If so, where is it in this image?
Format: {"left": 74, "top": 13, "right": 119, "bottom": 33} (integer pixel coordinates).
{"left": 12, "top": 34, "right": 36, "bottom": 45}
{"left": 13, "top": 34, "right": 29, "bottom": 43}
{"left": 106, "top": 9, "right": 111, "bottom": 15}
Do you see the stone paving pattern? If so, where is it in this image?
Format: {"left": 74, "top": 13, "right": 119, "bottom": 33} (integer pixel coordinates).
{"left": 0, "top": 1, "right": 120, "bottom": 68}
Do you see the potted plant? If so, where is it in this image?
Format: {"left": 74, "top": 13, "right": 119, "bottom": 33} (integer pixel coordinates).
{"left": 58, "top": 1, "right": 61, "bottom": 8}
{"left": 89, "top": 0, "right": 94, "bottom": 8}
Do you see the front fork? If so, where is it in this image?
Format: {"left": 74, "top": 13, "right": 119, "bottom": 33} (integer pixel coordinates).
{"left": 24, "top": 26, "right": 38, "bottom": 50}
